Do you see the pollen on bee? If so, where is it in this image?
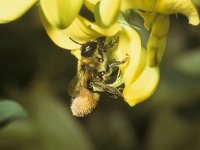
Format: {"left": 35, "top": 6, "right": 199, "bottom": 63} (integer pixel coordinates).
{"left": 70, "top": 88, "right": 99, "bottom": 117}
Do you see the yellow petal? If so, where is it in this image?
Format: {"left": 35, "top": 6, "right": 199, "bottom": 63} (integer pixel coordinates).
{"left": 40, "top": 9, "right": 100, "bottom": 50}
{"left": 0, "top": 0, "right": 37, "bottom": 23}
{"left": 84, "top": 0, "right": 99, "bottom": 12}
{"left": 70, "top": 49, "right": 81, "bottom": 59}
{"left": 114, "top": 24, "right": 145, "bottom": 86}
{"left": 123, "top": 66, "right": 160, "bottom": 106}
{"left": 122, "top": 0, "right": 200, "bottom": 26}
{"left": 136, "top": 11, "right": 157, "bottom": 30}
{"left": 151, "top": 14, "right": 170, "bottom": 38}
{"left": 94, "top": 0, "right": 121, "bottom": 27}
{"left": 157, "top": 0, "right": 200, "bottom": 25}
{"left": 147, "top": 35, "right": 167, "bottom": 67}
{"left": 146, "top": 14, "right": 169, "bottom": 67}
{"left": 40, "top": 0, "right": 83, "bottom": 29}
{"left": 79, "top": 16, "right": 122, "bottom": 36}
{"left": 121, "top": 0, "right": 157, "bottom": 12}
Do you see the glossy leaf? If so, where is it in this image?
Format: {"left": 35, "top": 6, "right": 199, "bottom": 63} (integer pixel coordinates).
{"left": 0, "top": 100, "right": 28, "bottom": 127}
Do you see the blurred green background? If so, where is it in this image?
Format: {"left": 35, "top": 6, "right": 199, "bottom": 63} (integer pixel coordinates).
{"left": 0, "top": 6, "right": 200, "bottom": 150}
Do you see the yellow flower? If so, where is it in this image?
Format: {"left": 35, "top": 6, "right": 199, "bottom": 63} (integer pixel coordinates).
{"left": 84, "top": 0, "right": 122, "bottom": 28}
{"left": 2, "top": 0, "right": 197, "bottom": 109}
{"left": 0, "top": 0, "right": 84, "bottom": 29}
{"left": 113, "top": 25, "right": 159, "bottom": 106}
{"left": 94, "top": 0, "right": 122, "bottom": 28}
{"left": 41, "top": 11, "right": 159, "bottom": 107}
{"left": 86, "top": 0, "right": 200, "bottom": 66}
{"left": 121, "top": 0, "right": 200, "bottom": 66}
{"left": 122, "top": 0, "right": 199, "bottom": 26}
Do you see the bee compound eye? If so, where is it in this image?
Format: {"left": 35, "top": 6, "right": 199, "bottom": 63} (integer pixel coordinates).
{"left": 81, "top": 42, "right": 97, "bottom": 57}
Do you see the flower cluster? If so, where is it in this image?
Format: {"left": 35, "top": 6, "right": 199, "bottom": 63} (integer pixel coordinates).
{"left": 0, "top": 0, "right": 199, "bottom": 114}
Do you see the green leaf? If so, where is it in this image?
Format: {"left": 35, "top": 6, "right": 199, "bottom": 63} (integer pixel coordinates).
{"left": 192, "top": 0, "right": 200, "bottom": 6}
{"left": 0, "top": 100, "right": 28, "bottom": 127}
{"left": 0, "top": 121, "right": 33, "bottom": 150}
{"left": 27, "top": 81, "right": 95, "bottom": 150}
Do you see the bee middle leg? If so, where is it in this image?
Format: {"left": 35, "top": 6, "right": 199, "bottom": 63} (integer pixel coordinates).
{"left": 94, "top": 47, "right": 105, "bottom": 62}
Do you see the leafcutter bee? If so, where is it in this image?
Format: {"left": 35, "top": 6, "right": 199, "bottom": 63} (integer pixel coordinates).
{"left": 68, "top": 36, "right": 127, "bottom": 117}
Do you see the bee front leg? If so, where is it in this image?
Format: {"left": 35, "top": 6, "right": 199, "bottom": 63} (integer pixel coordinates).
{"left": 100, "top": 36, "right": 119, "bottom": 49}
{"left": 96, "top": 37, "right": 119, "bottom": 62}
{"left": 108, "top": 57, "right": 129, "bottom": 68}
{"left": 106, "top": 57, "right": 129, "bottom": 75}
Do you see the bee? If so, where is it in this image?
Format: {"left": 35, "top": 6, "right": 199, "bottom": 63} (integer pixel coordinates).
{"left": 68, "top": 36, "right": 127, "bottom": 117}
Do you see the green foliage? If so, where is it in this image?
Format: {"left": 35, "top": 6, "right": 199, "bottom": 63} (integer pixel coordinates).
{"left": 173, "top": 49, "right": 200, "bottom": 77}
{"left": 0, "top": 84, "right": 94, "bottom": 150}
{"left": 0, "top": 100, "right": 28, "bottom": 127}
{"left": 193, "top": 0, "right": 200, "bottom": 6}
{"left": 0, "top": 6, "right": 199, "bottom": 150}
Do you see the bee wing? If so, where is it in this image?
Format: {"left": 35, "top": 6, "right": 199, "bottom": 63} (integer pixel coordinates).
{"left": 67, "top": 75, "right": 79, "bottom": 98}
{"left": 67, "top": 70, "right": 87, "bottom": 98}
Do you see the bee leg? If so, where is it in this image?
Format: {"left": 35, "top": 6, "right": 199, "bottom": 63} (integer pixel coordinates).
{"left": 109, "top": 93, "right": 120, "bottom": 99}
{"left": 97, "top": 37, "right": 119, "bottom": 58}
{"left": 96, "top": 37, "right": 120, "bottom": 62}
{"left": 99, "top": 36, "right": 119, "bottom": 49}
{"left": 94, "top": 59, "right": 127, "bottom": 81}
{"left": 106, "top": 57, "right": 129, "bottom": 75}
{"left": 89, "top": 81, "right": 105, "bottom": 92}
{"left": 94, "top": 36, "right": 106, "bottom": 44}
{"left": 99, "top": 42, "right": 116, "bottom": 50}
{"left": 96, "top": 47, "right": 105, "bottom": 62}
{"left": 103, "top": 85, "right": 122, "bottom": 98}
{"left": 93, "top": 55, "right": 104, "bottom": 63}
{"left": 108, "top": 57, "right": 129, "bottom": 68}
{"left": 90, "top": 81, "right": 122, "bottom": 98}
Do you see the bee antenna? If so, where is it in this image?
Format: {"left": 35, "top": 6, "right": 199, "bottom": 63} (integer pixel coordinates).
{"left": 69, "top": 37, "right": 83, "bottom": 45}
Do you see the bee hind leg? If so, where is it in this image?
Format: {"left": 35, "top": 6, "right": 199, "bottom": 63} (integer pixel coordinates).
{"left": 104, "top": 85, "right": 123, "bottom": 99}
{"left": 89, "top": 81, "right": 122, "bottom": 98}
